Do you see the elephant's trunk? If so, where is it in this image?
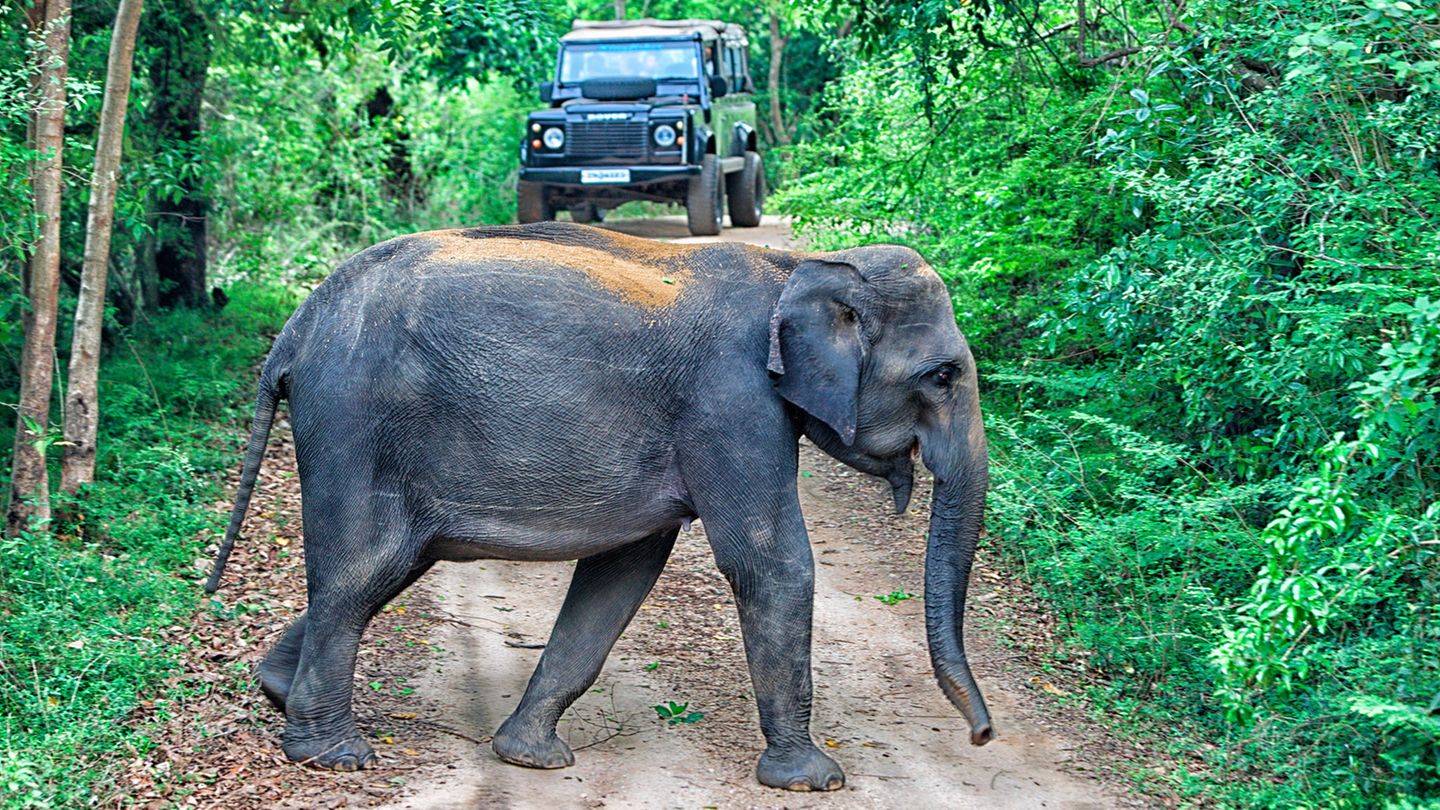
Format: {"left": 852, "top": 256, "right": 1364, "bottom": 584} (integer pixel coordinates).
{"left": 921, "top": 391, "right": 994, "bottom": 746}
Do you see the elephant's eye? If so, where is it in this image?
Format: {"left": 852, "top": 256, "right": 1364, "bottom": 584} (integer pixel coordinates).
{"left": 927, "top": 366, "right": 955, "bottom": 389}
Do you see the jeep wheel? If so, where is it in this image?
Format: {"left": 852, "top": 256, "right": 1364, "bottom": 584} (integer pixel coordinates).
{"left": 686, "top": 155, "right": 724, "bottom": 237}
{"left": 570, "top": 203, "right": 605, "bottom": 224}
{"left": 726, "top": 151, "right": 765, "bottom": 228}
{"left": 517, "top": 181, "right": 553, "bottom": 224}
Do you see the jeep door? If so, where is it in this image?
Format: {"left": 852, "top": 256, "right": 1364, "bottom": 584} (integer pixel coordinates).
{"left": 709, "top": 40, "right": 757, "bottom": 156}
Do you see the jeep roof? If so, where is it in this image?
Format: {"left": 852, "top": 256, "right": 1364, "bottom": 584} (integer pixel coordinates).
{"left": 562, "top": 18, "right": 749, "bottom": 48}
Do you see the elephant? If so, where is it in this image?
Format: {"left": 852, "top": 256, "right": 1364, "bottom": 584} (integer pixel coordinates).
{"left": 204, "top": 221, "right": 993, "bottom": 791}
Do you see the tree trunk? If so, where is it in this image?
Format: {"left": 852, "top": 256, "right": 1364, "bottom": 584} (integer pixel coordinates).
{"left": 767, "top": 12, "right": 790, "bottom": 147}
{"left": 141, "top": 0, "right": 210, "bottom": 310}
{"left": 7, "top": 0, "right": 71, "bottom": 535}
{"left": 60, "top": 0, "right": 144, "bottom": 495}
{"left": 363, "top": 85, "right": 416, "bottom": 207}
{"left": 613, "top": 0, "right": 624, "bottom": 20}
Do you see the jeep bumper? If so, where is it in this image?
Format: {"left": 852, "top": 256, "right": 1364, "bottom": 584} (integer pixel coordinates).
{"left": 519, "top": 165, "right": 701, "bottom": 186}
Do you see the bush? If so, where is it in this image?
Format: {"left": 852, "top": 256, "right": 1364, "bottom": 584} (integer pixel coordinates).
{"left": 779, "top": 0, "right": 1440, "bottom": 804}
{"left": 0, "top": 286, "right": 295, "bottom": 806}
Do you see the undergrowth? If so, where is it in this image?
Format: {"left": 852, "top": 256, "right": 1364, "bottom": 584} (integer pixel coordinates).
{"left": 780, "top": 0, "right": 1440, "bottom": 804}
{"left": 0, "top": 286, "right": 296, "bottom": 807}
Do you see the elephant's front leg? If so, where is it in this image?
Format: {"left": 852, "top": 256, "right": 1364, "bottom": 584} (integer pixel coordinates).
{"left": 704, "top": 506, "right": 844, "bottom": 791}
{"left": 494, "top": 528, "right": 678, "bottom": 768}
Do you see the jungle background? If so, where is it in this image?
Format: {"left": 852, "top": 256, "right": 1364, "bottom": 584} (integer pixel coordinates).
{"left": 1, "top": 0, "right": 1437, "bottom": 806}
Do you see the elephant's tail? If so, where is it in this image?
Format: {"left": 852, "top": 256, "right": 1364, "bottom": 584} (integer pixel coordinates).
{"left": 204, "top": 363, "right": 285, "bottom": 593}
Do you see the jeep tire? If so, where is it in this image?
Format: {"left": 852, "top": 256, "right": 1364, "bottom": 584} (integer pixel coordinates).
{"left": 570, "top": 203, "right": 605, "bottom": 224}
{"left": 686, "top": 155, "right": 724, "bottom": 236}
{"left": 726, "top": 150, "right": 765, "bottom": 228}
{"left": 517, "top": 181, "right": 553, "bottom": 224}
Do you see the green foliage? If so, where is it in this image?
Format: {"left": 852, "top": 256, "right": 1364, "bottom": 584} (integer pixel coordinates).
{"left": 782, "top": 0, "right": 1440, "bottom": 804}
{"left": 873, "top": 590, "right": 914, "bottom": 605}
{"left": 0, "top": 13, "right": 106, "bottom": 375}
{"left": 778, "top": 50, "right": 1139, "bottom": 359}
{"left": 0, "top": 286, "right": 296, "bottom": 807}
{"left": 1, "top": 0, "right": 1434, "bottom": 803}
{"left": 1048, "top": 24, "right": 1440, "bottom": 474}
{"left": 988, "top": 410, "right": 1269, "bottom": 697}
{"left": 431, "top": 0, "right": 567, "bottom": 86}
{"left": 653, "top": 700, "right": 704, "bottom": 725}
{"left": 207, "top": 14, "right": 533, "bottom": 288}
{"left": 1211, "top": 298, "right": 1440, "bottom": 796}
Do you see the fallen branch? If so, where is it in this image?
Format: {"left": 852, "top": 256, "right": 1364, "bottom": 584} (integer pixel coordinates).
{"left": 572, "top": 725, "right": 641, "bottom": 751}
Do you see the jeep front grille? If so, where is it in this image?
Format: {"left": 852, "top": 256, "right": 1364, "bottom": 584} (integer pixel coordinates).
{"left": 566, "top": 121, "right": 649, "bottom": 161}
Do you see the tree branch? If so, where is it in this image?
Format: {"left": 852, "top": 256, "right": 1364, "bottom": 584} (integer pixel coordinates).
{"left": 1079, "top": 46, "right": 1141, "bottom": 67}
{"left": 1035, "top": 20, "right": 1077, "bottom": 40}
{"left": 767, "top": 11, "right": 791, "bottom": 146}
{"left": 1238, "top": 56, "right": 1281, "bottom": 78}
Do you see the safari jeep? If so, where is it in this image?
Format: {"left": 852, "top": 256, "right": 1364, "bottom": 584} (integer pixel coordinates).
{"left": 517, "top": 19, "right": 765, "bottom": 236}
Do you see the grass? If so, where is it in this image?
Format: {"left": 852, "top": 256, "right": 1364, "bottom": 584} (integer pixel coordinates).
{"left": 0, "top": 285, "right": 297, "bottom": 808}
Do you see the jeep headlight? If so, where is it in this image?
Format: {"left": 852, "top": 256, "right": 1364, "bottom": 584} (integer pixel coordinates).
{"left": 542, "top": 127, "right": 565, "bottom": 150}
{"left": 653, "top": 124, "right": 677, "bottom": 148}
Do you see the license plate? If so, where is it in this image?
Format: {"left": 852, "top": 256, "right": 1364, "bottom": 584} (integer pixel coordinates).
{"left": 580, "top": 169, "right": 631, "bottom": 184}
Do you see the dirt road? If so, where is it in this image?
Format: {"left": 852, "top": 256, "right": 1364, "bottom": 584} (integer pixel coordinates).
{"left": 156, "top": 215, "right": 1142, "bottom": 809}
{"left": 378, "top": 216, "right": 1132, "bottom": 809}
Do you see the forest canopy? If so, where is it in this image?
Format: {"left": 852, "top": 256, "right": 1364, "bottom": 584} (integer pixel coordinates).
{"left": 1, "top": 0, "right": 1437, "bottom": 806}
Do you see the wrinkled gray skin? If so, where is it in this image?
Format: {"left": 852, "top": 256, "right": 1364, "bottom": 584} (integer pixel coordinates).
{"left": 206, "top": 222, "right": 993, "bottom": 791}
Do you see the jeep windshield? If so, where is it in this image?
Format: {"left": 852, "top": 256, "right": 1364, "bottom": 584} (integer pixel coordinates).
{"left": 558, "top": 42, "right": 701, "bottom": 86}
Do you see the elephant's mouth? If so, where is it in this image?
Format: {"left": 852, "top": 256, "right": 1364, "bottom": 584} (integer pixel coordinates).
{"left": 805, "top": 416, "right": 919, "bottom": 513}
{"left": 884, "top": 438, "right": 919, "bottom": 514}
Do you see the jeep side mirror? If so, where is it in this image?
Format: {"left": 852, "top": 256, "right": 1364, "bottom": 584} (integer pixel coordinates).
{"left": 709, "top": 76, "right": 728, "bottom": 98}
{"left": 539, "top": 82, "right": 555, "bottom": 103}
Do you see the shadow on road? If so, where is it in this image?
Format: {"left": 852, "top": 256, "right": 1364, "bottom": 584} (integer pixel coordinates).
{"left": 599, "top": 214, "right": 800, "bottom": 248}
{"left": 597, "top": 217, "right": 694, "bottom": 240}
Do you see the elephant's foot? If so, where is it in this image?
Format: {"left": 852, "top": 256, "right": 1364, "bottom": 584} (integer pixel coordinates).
{"left": 492, "top": 720, "right": 575, "bottom": 769}
{"left": 282, "top": 731, "right": 377, "bottom": 771}
{"left": 256, "top": 659, "right": 294, "bottom": 711}
{"left": 756, "top": 744, "right": 846, "bottom": 791}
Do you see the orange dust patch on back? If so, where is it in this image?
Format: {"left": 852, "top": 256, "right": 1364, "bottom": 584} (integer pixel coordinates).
{"left": 581, "top": 225, "right": 695, "bottom": 264}
{"left": 551, "top": 224, "right": 790, "bottom": 284}
{"left": 419, "top": 231, "right": 689, "bottom": 309}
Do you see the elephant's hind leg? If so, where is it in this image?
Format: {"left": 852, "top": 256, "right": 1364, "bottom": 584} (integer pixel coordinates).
{"left": 494, "top": 528, "right": 678, "bottom": 769}
{"left": 258, "top": 611, "right": 307, "bottom": 710}
{"left": 281, "top": 532, "right": 431, "bottom": 772}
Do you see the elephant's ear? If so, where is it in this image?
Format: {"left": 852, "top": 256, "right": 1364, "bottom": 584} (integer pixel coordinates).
{"left": 767, "top": 259, "right": 867, "bottom": 445}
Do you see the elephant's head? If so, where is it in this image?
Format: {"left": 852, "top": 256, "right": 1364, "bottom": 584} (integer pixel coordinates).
{"left": 767, "top": 246, "right": 994, "bottom": 747}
